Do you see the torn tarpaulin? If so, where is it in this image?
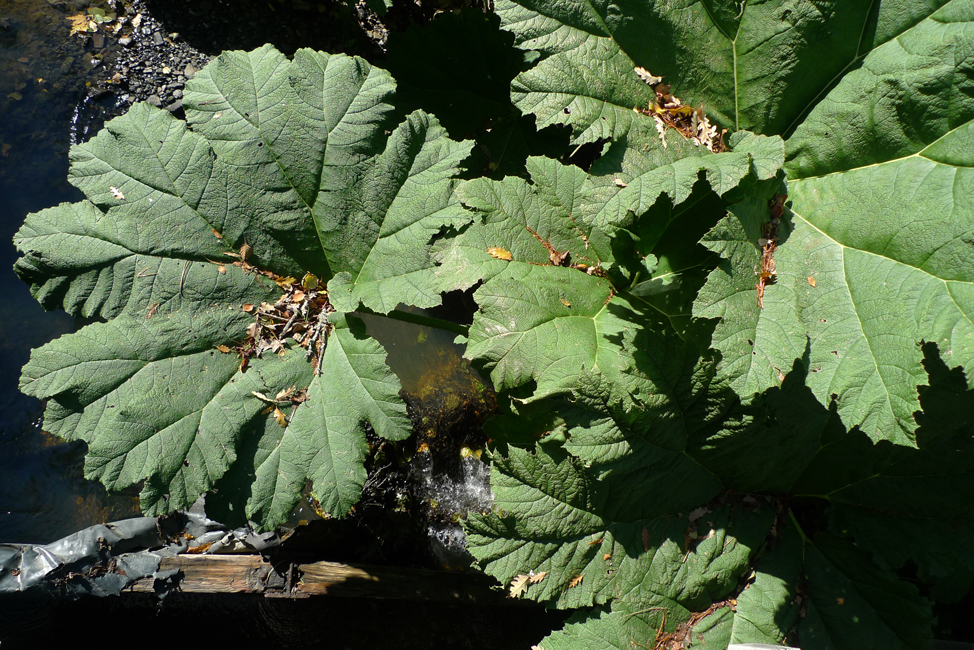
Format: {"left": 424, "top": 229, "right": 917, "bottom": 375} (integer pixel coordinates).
{"left": 0, "top": 508, "right": 283, "bottom": 598}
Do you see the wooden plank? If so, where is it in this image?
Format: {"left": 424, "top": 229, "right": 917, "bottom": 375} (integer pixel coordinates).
{"left": 126, "top": 555, "right": 507, "bottom": 603}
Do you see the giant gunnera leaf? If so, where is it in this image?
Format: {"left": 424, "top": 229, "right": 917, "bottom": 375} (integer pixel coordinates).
{"left": 498, "top": 0, "right": 974, "bottom": 446}
{"left": 15, "top": 45, "right": 472, "bottom": 530}
{"left": 457, "top": 2, "right": 973, "bottom": 648}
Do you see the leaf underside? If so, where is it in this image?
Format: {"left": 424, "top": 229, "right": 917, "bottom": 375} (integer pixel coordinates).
{"left": 14, "top": 45, "right": 478, "bottom": 530}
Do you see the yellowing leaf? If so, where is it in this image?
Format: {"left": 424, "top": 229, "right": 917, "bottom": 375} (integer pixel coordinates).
{"left": 568, "top": 575, "right": 584, "bottom": 588}
{"left": 273, "top": 407, "right": 288, "bottom": 428}
{"left": 487, "top": 246, "right": 513, "bottom": 261}
{"left": 302, "top": 272, "right": 320, "bottom": 290}
{"left": 66, "top": 14, "right": 91, "bottom": 36}
{"left": 214, "top": 345, "right": 232, "bottom": 353}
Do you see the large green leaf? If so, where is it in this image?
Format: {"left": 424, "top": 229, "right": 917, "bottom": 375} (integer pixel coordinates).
{"left": 14, "top": 105, "right": 235, "bottom": 320}
{"left": 13, "top": 45, "right": 481, "bottom": 529}
{"left": 183, "top": 45, "right": 397, "bottom": 277}
{"left": 465, "top": 445, "right": 756, "bottom": 610}
{"left": 247, "top": 314, "right": 409, "bottom": 524}
{"left": 326, "top": 112, "right": 474, "bottom": 314}
{"left": 497, "top": 0, "right": 952, "bottom": 144}
{"left": 444, "top": 148, "right": 781, "bottom": 410}
{"left": 20, "top": 305, "right": 305, "bottom": 515}
{"left": 682, "top": 521, "right": 933, "bottom": 650}
{"left": 798, "top": 533, "right": 933, "bottom": 649}
{"left": 694, "top": 6, "right": 974, "bottom": 444}
{"left": 693, "top": 199, "right": 808, "bottom": 402}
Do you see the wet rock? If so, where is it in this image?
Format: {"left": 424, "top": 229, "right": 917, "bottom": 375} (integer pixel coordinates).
{"left": 151, "top": 30, "right": 164, "bottom": 45}
{"left": 146, "top": 94, "right": 162, "bottom": 107}
{"left": 88, "top": 86, "right": 113, "bottom": 100}
{"left": 91, "top": 32, "right": 105, "bottom": 49}
{"left": 118, "top": 35, "right": 133, "bottom": 47}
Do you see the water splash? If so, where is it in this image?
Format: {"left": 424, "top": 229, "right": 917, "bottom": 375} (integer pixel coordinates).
{"left": 412, "top": 452, "right": 493, "bottom": 568}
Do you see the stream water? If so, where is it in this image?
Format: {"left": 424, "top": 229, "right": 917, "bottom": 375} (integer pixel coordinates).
{"left": 0, "top": 0, "right": 142, "bottom": 544}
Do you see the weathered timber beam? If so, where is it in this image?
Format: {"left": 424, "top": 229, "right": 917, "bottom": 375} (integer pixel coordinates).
{"left": 125, "top": 555, "right": 509, "bottom": 603}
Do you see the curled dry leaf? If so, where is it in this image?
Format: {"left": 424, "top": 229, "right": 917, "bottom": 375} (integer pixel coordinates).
{"left": 634, "top": 66, "right": 662, "bottom": 86}
{"left": 509, "top": 571, "right": 549, "bottom": 598}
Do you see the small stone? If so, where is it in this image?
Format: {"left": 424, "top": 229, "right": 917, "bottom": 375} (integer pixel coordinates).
{"left": 166, "top": 99, "right": 183, "bottom": 113}
{"left": 172, "top": 89, "right": 183, "bottom": 99}
{"left": 91, "top": 33, "right": 105, "bottom": 49}
{"left": 151, "top": 31, "right": 164, "bottom": 45}
{"left": 118, "top": 35, "right": 133, "bottom": 47}
{"left": 146, "top": 94, "right": 162, "bottom": 107}
{"left": 162, "top": 66, "right": 170, "bottom": 74}
{"left": 183, "top": 63, "right": 197, "bottom": 79}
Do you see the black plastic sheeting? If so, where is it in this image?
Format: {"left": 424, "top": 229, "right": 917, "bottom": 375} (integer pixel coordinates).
{"left": 0, "top": 504, "right": 281, "bottom": 598}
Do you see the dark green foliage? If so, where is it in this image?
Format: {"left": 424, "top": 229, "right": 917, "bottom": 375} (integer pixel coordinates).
{"left": 14, "top": 2, "right": 974, "bottom": 647}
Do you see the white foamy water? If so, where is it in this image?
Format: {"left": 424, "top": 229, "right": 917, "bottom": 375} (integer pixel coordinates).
{"left": 412, "top": 453, "right": 493, "bottom": 568}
